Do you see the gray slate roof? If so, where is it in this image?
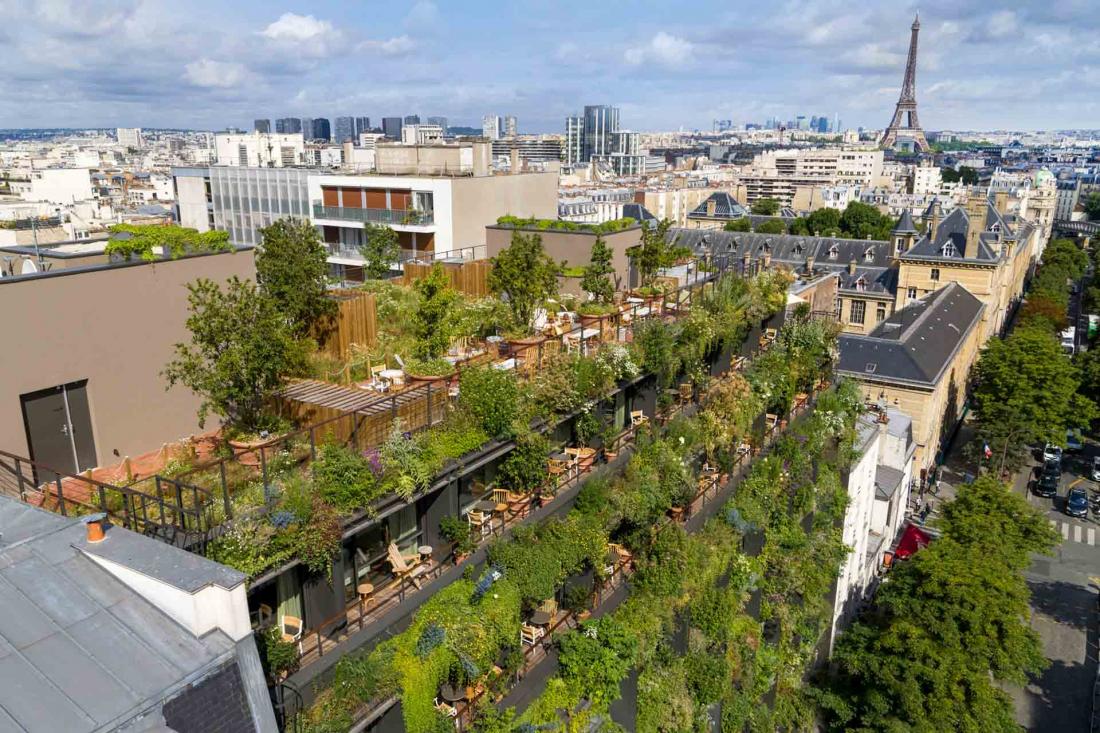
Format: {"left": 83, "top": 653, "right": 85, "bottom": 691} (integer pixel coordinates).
{"left": 687, "top": 192, "right": 749, "bottom": 219}
{"left": 875, "top": 465, "right": 906, "bottom": 500}
{"left": 837, "top": 282, "right": 984, "bottom": 387}
{"left": 0, "top": 499, "right": 238, "bottom": 732}
{"left": 902, "top": 201, "right": 1012, "bottom": 263}
{"left": 893, "top": 209, "right": 917, "bottom": 233}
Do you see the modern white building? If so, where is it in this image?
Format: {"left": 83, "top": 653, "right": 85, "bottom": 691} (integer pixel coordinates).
{"left": 401, "top": 124, "right": 445, "bottom": 145}
{"left": 116, "top": 127, "right": 143, "bottom": 148}
{"left": 14, "top": 168, "right": 94, "bottom": 205}
{"left": 482, "top": 115, "right": 502, "bottom": 140}
{"left": 213, "top": 132, "right": 306, "bottom": 168}
{"left": 827, "top": 405, "right": 915, "bottom": 656}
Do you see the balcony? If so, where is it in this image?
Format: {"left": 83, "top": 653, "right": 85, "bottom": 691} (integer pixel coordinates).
{"left": 312, "top": 203, "right": 434, "bottom": 226}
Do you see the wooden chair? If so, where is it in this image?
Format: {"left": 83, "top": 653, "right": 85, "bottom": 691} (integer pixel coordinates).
{"left": 281, "top": 614, "right": 303, "bottom": 654}
{"left": 765, "top": 413, "right": 779, "bottom": 429}
{"left": 435, "top": 699, "right": 458, "bottom": 719}
{"left": 492, "top": 488, "right": 512, "bottom": 526}
{"left": 630, "top": 410, "right": 649, "bottom": 428}
{"left": 763, "top": 328, "right": 778, "bottom": 341}
{"left": 562, "top": 448, "right": 582, "bottom": 479}
{"left": 678, "top": 383, "right": 693, "bottom": 405}
{"left": 387, "top": 542, "right": 426, "bottom": 590}
{"left": 467, "top": 509, "right": 491, "bottom": 537}
{"left": 520, "top": 623, "right": 544, "bottom": 646}
{"left": 547, "top": 458, "right": 569, "bottom": 488}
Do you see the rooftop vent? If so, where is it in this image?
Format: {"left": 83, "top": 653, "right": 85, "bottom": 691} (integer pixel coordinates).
{"left": 864, "top": 363, "right": 877, "bottom": 373}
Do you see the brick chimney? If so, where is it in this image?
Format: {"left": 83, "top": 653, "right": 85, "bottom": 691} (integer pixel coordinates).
{"left": 706, "top": 198, "right": 717, "bottom": 216}
{"left": 848, "top": 258, "right": 857, "bottom": 275}
{"left": 964, "top": 194, "right": 987, "bottom": 259}
{"left": 805, "top": 255, "right": 815, "bottom": 274}
{"left": 928, "top": 200, "right": 942, "bottom": 240}
{"left": 993, "top": 190, "right": 1008, "bottom": 215}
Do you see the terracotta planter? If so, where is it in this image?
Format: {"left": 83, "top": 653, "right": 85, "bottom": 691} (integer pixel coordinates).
{"left": 575, "top": 446, "right": 596, "bottom": 471}
{"left": 406, "top": 369, "right": 455, "bottom": 385}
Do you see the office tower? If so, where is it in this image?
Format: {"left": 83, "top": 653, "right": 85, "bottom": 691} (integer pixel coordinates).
{"left": 503, "top": 115, "right": 517, "bottom": 137}
{"left": 333, "top": 117, "right": 355, "bottom": 143}
{"left": 565, "top": 115, "right": 583, "bottom": 165}
{"left": 117, "top": 127, "right": 143, "bottom": 148}
{"left": 482, "top": 115, "right": 502, "bottom": 140}
{"left": 427, "top": 116, "right": 448, "bottom": 132}
{"left": 300, "top": 118, "right": 314, "bottom": 140}
{"left": 354, "top": 116, "right": 371, "bottom": 136}
{"left": 312, "top": 118, "right": 331, "bottom": 142}
{"left": 404, "top": 114, "right": 420, "bottom": 125}
{"left": 382, "top": 117, "right": 403, "bottom": 139}
{"left": 276, "top": 117, "right": 301, "bottom": 134}
{"left": 582, "top": 105, "right": 618, "bottom": 160}
{"left": 254, "top": 119, "right": 271, "bottom": 134}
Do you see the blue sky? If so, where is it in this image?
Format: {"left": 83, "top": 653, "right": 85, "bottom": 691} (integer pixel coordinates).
{"left": 1, "top": 0, "right": 1098, "bottom": 132}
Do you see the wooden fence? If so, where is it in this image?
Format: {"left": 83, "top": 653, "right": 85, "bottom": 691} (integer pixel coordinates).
{"left": 402, "top": 260, "right": 491, "bottom": 297}
{"left": 317, "top": 289, "right": 377, "bottom": 359}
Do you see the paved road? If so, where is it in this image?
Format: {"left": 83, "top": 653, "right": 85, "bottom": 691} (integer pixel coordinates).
{"left": 1008, "top": 447, "right": 1100, "bottom": 732}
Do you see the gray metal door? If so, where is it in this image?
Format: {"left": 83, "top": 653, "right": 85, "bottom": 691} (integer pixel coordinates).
{"left": 20, "top": 380, "right": 97, "bottom": 483}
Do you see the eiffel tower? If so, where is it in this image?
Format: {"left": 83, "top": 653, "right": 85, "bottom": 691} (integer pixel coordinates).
{"left": 880, "top": 14, "right": 930, "bottom": 153}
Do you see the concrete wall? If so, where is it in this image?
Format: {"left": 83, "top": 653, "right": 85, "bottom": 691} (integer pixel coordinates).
{"left": 450, "top": 173, "right": 558, "bottom": 252}
{"left": 175, "top": 174, "right": 211, "bottom": 232}
{"left": 484, "top": 225, "right": 641, "bottom": 291}
{"left": 0, "top": 249, "right": 256, "bottom": 466}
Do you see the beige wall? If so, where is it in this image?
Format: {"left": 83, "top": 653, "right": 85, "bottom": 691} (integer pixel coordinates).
{"left": 837, "top": 293, "right": 894, "bottom": 334}
{"left": 0, "top": 250, "right": 256, "bottom": 466}
{"left": 485, "top": 225, "right": 642, "bottom": 291}
{"left": 450, "top": 172, "right": 558, "bottom": 251}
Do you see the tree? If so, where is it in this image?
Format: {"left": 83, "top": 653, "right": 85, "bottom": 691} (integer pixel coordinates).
{"left": 628, "top": 218, "right": 686, "bottom": 287}
{"left": 971, "top": 325, "right": 1096, "bottom": 470}
{"left": 816, "top": 476, "right": 1058, "bottom": 733}
{"left": 580, "top": 236, "right": 615, "bottom": 304}
{"left": 750, "top": 198, "right": 780, "bottom": 215}
{"left": 412, "top": 263, "right": 460, "bottom": 358}
{"left": 255, "top": 218, "right": 335, "bottom": 337}
{"left": 105, "top": 223, "right": 230, "bottom": 261}
{"left": 723, "top": 217, "right": 751, "bottom": 232}
{"left": 163, "top": 277, "right": 304, "bottom": 432}
{"left": 1083, "top": 192, "right": 1100, "bottom": 221}
{"left": 754, "top": 219, "right": 787, "bottom": 234}
{"left": 838, "top": 201, "right": 894, "bottom": 240}
{"left": 359, "top": 223, "right": 400, "bottom": 280}
{"left": 1017, "top": 293, "right": 1069, "bottom": 332}
{"left": 487, "top": 230, "right": 560, "bottom": 333}
{"left": 805, "top": 207, "right": 842, "bottom": 236}
{"left": 942, "top": 166, "right": 979, "bottom": 185}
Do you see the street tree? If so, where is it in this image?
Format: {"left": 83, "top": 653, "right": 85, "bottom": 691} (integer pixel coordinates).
{"left": 255, "top": 218, "right": 335, "bottom": 337}
{"left": 359, "top": 223, "right": 401, "bottom": 280}
{"left": 163, "top": 277, "right": 304, "bottom": 433}
{"left": 1084, "top": 192, "right": 1100, "bottom": 221}
{"left": 487, "top": 230, "right": 560, "bottom": 333}
{"left": 754, "top": 219, "right": 787, "bottom": 234}
{"left": 722, "top": 217, "right": 751, "bottom": 232}
{"left": 971, "top": 325, "right": 1095, "bottom": 470}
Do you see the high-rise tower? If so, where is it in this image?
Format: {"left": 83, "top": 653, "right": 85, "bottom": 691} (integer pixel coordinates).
{"left": 880, "top": 14, "right": 929, "bottom": 153}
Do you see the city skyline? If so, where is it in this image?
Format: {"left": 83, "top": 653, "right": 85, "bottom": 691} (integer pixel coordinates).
{"left": 1, "top": 1, "right": 1098, "bottom": 133}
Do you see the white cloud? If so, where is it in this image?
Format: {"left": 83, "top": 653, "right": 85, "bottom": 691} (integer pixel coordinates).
{"left": 261, "top": 13, "right": 334, "bottom": 43}
{"left": 987, "top": 10, "right": 1018, "bottom": 39}
{"left": 358, "top": 35, "right": 416, "bottom": 56}
{"left": 625, "top": 32, "right": 694, "bottom": 68}
{"left": 183, "top": 59, "right": 250, "bottom": 88}
{"left": 840, "top": 43, "right": 904, "bottom": 71}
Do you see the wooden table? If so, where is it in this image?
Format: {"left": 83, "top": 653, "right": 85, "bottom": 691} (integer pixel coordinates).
{"left": 473, "top": 500, "right": 497, "bottom": 514}
{"left": 530, "top": 609, "right": 553, "bottom": 626}
{"left": 439, "top": 683, "right": 466, "bottom": 704}
{"left": 418, "top": 545, "right": 433, "bottom": 562}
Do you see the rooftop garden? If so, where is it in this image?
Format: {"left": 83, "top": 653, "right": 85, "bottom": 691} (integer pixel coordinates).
{"left": 292, "top": 308, "right": 845, "bottom": 732}
{"left": 104, "top": 223, "right": 233, "bottom": 261}
{"left": 495, "top": 215, "right": 637, "bottom": 235}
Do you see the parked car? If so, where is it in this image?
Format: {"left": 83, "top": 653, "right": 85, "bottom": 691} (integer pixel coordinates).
{"left": 1066, "top": 487, "right": 1089, "bottom": 518}
{"left": 1066, "top": 430, "right": 1083, "bottom": 453}
{"left": 1034, "top": 465, "right": 1060, "bottom": 498}
{"left": 1092, "top": 456, "right": 1100, "bottom": 482}
{"left": 1043, "top": 443, "right": 1063, "bottom": 463}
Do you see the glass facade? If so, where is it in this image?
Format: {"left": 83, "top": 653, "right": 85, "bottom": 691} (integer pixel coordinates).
{"left": 209, "top": 166, "right": 312, "bottom": 247}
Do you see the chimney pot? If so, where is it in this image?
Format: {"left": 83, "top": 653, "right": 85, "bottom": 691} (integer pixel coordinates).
{"left": 83, "top": 513, "right": 108, "bottom": 543}
{"left": 848, "top": 258, "right": 856, "bottom": 275}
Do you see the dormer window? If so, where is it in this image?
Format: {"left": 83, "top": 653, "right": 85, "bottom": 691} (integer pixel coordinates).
{"left": 864, "top": 247, "right": 874, "bottom": 262}
{"left": 894, "top": 236, "right": 906, "bottom": 255}
{"left": 793, "top": 244, "right": 804, "bottom": 255}
{"left": 990, "top": 222, "right": 1001, "bottom": 233}
{"left": 828, "top": 244, "right": 839, "bottom": 260}
{"left": 941, "top": 243, "right": 957, "bottom": 257}
{"left": 855, "top": 276, "right": 867, "bottom": 292}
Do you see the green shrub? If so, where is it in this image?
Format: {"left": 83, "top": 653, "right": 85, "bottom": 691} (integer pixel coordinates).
{"left": 459, "top": 366, "right": 519, "bottom": 438}
{"left": 557, "top": 616, "right": 638, "bottom": 706}
{"left": 312, "top": 444, "right": 379, "bottom": 512}
{"left": 498, "top": 432, "right": 549, "bottom": 493}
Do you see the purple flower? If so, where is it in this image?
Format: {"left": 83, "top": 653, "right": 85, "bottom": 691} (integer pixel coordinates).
{"left": 363, "top": 448, "right": 384, "bottom": 477}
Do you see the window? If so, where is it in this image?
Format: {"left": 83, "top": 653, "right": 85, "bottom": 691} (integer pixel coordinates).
{"left": 908, "top": 287, "right": 917, "bottom": 300}
{"left": 854, "top": 276, "right": 866, "bottom": 292}
{"left": 850, "top": 300, "right": 866, "bottom": 325}
{"left": 941, "top": 243, "right": 957, "bottom": 257}
{"left": 877, "top": 304, "right": 886, "bottom": 322}
{"left": 864, "top": 247, "right": 874, "bottom": 262}
{"left": 930, "top": 267, "right": 940, "bottom": 281}
{"left": 828, "top": 244, "right": 839, "bottom": 260}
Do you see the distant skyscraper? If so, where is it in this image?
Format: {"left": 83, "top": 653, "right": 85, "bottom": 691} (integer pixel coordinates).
{"left": 354, "top": 116, "right": 371, "bottom": 136}
{"left": 582, "top": 105, "right": 618, "bottom": 160}
{"left": 312, "top": 118, "right": 331, "bottom": 142}
{"left": 334, "top": 116, "right": 355, "bottom": 142}
{"left": 276, "top": 117, "right": 301, "bottom": 134}
{"left": 300, "top": 118, "right": 314, "bottom": 140}
{"left": 482, "top": 115, "right": 502, "bottom": 140}
{"left": 382, "top": 117, "right": 402, "bottom": 139}
{"left": 503, "top": 115, "right": 517, "bottom": 137}
{"left": 404, "top": 114, "right": 420, "bottom": 125}
{"left": 117, "top": 127, "right": 143, "bottom": 148}
{"left": 254, "top": 119, "right": 271, "bottom": 134}
{"left": 565, "top": 116, "right": 583, "bottom": 165}
{"left": 427, "top": 116, "right": 448, "bottom": 132}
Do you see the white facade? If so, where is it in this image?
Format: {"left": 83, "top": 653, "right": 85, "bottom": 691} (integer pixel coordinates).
{"left": 213, "top": 132, "right": 306, "bottom": 168}
{"left": 482, "top": 115, "right": 502, "bottom": 140}
{"left": 910, "top": 163, "right": 942, "bottom": 196}
{"left": 829, "top": 407, "right": 915, "bottom": 656}
{"left": 401, "top": 124, "right": 445, "bottom": 145}
{"left": 26, "top": 168, "right": 93, "bottom": 205}
{"left": 117, "top": 127, "right": 143, "bottom": 148}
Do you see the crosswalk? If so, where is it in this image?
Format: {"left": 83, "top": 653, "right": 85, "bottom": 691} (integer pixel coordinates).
{"left": 1051, "top": 519, "right": 1096, "bottom": 546}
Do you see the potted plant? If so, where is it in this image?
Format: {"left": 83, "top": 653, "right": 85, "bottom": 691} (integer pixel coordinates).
{"left": 403, "top": 356, "right": 456, "bottom": 384}
{"left": 573, "top": 410, "right": 602, "bottom": 470}
{"left": 488, "top": 230, "right": 560, "bottom": 340}
{"left": 440, "top": 515, "right": 476, "bottom": 562}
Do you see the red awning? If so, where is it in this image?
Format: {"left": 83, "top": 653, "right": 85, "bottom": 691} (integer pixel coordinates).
{"left": 894, "top": 523, "right": 932, "bottom": 559}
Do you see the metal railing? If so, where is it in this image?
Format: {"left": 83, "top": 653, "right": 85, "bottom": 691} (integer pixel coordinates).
{"left": 312, "top": 203, "right": 434, "bottom": 226}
